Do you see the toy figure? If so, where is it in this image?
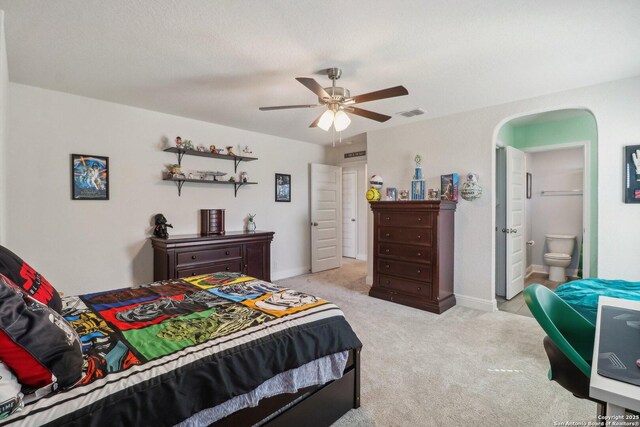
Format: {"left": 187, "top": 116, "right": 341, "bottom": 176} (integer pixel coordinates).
{"left": 175, "top": 136, "right": 183, "bottom": 148}
{"left": 242, "top": 145, "right": 252, "bottom": 154}
{"left": 184, "top": 140, "right": 194, "bottom": 150}
{"left": 197, "top": 145, "right": 206, "bottom": 152}
{"left": 239, "top": 171, "right": 248, "bottom": 183}
{"left": 153, "top": 214, "right": 173, "bottom": 239}
{"left": 226, "top": 146, "right": 235, "bottom": 156}
{"left": 209, "top": 145, "right": 217, "bottom": 153}
{"left": 247, "top": 213, "right": 256, "bottom": 232}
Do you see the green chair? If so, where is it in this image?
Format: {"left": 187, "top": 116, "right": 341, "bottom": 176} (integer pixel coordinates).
{"left": 523, "top": 284, "right": 605, "bottom": 415}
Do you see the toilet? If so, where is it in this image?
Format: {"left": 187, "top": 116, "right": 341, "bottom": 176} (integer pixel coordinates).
{"left": 544, "top": 234, "right": 576, "bottom": 282}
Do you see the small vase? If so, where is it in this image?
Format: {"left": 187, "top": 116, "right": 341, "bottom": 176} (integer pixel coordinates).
{"left": 248, "top": 221, "right": 256, "bottom": 232}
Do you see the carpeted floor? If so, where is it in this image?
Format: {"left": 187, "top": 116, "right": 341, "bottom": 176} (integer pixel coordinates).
{"left": 276, "top": 258, "right": 594, "bottom": 426}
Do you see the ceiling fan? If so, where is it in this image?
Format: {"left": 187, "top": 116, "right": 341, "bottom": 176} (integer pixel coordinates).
{"left": 259, "top": 68, "right": 408, "bottom": 132}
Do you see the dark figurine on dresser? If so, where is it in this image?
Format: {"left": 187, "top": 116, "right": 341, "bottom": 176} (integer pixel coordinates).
{"left": 153, "top": 214, "right": 173, "bottom": 239}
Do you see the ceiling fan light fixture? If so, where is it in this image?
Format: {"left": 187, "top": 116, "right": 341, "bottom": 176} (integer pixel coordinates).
{"left": 317, "top": 109, "right": 334, "bottom": 131}
{"left": 333, "top": 110, "right": 351, "bottom": 132}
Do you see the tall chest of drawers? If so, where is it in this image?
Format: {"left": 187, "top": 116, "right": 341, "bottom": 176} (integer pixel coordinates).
{"left": 151, "top": 231, "right": 274, "bottom": 282}
{"left": 370, "top": 201, "right": 456, "bottom": 314}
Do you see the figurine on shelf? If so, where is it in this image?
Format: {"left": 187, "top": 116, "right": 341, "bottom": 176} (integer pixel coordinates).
{"left": 247, "top": 213, "right": 256, "bottom": 232}
{"left": 209, "top": 145, "right": 217, "bottom": 153}
{"left": 184, "top": 140, "right": 194, "bottom": 150}
{"left": 228, "top": 176, "right": 236, "bottom": 182}
{"left": 242, "top": 145, "right": 252, "bottom": 154}
{"left": 168, "top": 164, "right": 182, "bottom": 177}
{"left": 226, "top": 146, "right": 235, "bottom": 156}
{"left": 175, "top": 136, "right": 184, "bottom": 149}
{"left": 197, "top": 145, "right": 206, "bottom": 152}
{"left": 239, "top": 171, "right": 248, "bottom": 183}
{"left": 153, "top": 214, "right": 173, "bottom": 239}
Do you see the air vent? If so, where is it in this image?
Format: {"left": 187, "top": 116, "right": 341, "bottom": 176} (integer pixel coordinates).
{"left": 398, "top": 108, "right": 425, "bottom": 118}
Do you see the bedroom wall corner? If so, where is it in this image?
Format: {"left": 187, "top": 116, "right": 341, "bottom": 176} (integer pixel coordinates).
{"left": 5, "top": 83, "right": 325, "bottom": 294}
{"left": 0, "top": 10, "right": 8, "bottom": 245}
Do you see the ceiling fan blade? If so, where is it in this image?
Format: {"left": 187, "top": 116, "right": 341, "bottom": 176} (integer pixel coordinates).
{"left": 349, "top": 85, "right": 408, "bottom": 104}
{"left": 296, "top": 77, "right": 332, "bottom": 101}
{"left": 345, "top": 107, "right": 392, "bottom": 122}
{"left": 259, "top": 104, "right": 321, "bottom": 111}
{"left": 309, "top": 111, "right": 325, "bottom": 128}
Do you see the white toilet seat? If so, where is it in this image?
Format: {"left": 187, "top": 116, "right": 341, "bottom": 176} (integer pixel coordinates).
{"left": 544, "top": 252, "right": 571, "bottom": 261}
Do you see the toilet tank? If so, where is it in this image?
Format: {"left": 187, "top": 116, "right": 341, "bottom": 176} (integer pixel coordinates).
{"left": 545, "top": 234, "right": 576, "bottom": 255}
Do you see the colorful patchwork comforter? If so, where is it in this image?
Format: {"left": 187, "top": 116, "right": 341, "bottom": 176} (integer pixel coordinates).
{"left": 2, "top": 273, "right": 362, "bottom": 427}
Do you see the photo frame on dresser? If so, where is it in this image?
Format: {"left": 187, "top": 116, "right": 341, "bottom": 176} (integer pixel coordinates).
{"left": 275, "top": 173, "right": 291, "bottom": 202}
{"left": 71, "top": 154, "right": 109, "bottom": 200}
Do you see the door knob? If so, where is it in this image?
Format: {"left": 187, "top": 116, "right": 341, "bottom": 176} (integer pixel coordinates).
{"left": 351, "top": 218, "right": 356, "bottom": 222}
{"left": 311, "top": 222, "right": 318, "bottom": 226}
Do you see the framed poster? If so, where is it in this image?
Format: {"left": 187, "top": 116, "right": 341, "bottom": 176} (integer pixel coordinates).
{"left": 71, "top": 154, "right": 109, "bottom": 200}
{"left": 275, "top": 173, "right": 291, "bottom": 202}
{"left": 625, "top": 145, "right": 640, "bottom": 203}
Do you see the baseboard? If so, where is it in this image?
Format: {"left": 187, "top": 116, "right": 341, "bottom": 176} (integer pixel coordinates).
{"left": 525, "top": 265, "right": 533, "bottom": 278}
{"left": 272, "top": 266, "right": 310, "bottom": 281}
{"left": 356, "top": 253, "right": 367, "bottom": 261}
{"left": 455, "top": 294, "right": 497, "bottom": 312}
{"left": 530, "top": 264, "right": 579, "bottom": 278}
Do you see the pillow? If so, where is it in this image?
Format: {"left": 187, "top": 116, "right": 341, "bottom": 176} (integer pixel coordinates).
{"left": 0, "top": 275, "right": 83, "bottom": 390}
{"left": 0, "top": 361, "right": 23, "bottom": 420}
{"left": 0, "top": 245, "right": 62, "bottom": 313}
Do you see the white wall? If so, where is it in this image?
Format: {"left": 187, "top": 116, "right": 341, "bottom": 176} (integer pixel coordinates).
{"left": 0, "top": 11, "right": 8, "bottom": 244}
{"left": 367, "top": 75, "right": 640, "bottom": 311}
{"left": 528, "top": 147, "right": 583, "bottom": 273}
{"left": 6, "top": 83, "right": 326, "bottom": 295}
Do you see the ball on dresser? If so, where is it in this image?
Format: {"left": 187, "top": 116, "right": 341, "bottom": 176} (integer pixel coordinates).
{"left": 369, "top": 175, "right": 383, "bottom": 189}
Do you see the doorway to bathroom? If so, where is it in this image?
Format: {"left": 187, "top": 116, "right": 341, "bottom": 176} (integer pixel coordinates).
{"left": 494, "top": 109, "right": 598, "bottom": 317}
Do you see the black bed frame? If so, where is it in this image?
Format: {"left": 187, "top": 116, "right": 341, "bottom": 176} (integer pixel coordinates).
{"left": 213, "top": 347, "right": 361, "bottom": 427}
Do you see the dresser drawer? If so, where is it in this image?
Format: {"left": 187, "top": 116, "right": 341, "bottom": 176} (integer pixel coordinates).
{"left": 377, "top": 211, "right": 433, "bottom": 228}
{"left": 378, "top": 242, "right": 431, "bottom": 263}
{"left": 377, "top": 259, "right": 432, "bottom": 282}
{"left": 377, "top": 274, "right": 432, "bottom": 299}
{"left": 176, "top": 246, "right": 241, "bottom": 267}
{"left": 378, "top": 227, "right": 432, "bottom": 246}
{"left": 176, "top": 260, "right": 243, "bottom": 278}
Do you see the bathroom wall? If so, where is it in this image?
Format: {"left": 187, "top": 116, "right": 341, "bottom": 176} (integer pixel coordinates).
{"left": 528, "top": 147, "right": 584, "bottom": 276}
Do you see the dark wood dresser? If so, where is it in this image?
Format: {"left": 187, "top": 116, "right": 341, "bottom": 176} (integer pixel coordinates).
{"left": 151, "top": 231, "right": 274, "bottom": 281}
{"left": 370, "top": 201, "right": 456, "bottom": 314}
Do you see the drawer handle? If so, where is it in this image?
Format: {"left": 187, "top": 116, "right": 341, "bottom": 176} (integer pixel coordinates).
{"left": 385, "top": 280, "right": 391, "bottom": 285}
{"left": 385, "top": 216, "right": 390, "bottom": 220}
{"left": 225, "top": 266, "right": 230, "bottom": 271}
{"left": 191, "top": 255, "right": 197, "bottom": 260}
{"left": 417, "top": 268, "right": 422, "bottom": 273}
{"left": 191, "top": 272, "right": 197, "bottom": 276}
{"left": 385, "top": 249, "right": 389, "bottom": 253}
{"left": 417, "top": 287, "right": 421, "bottom": 291}
{"left": 417, "top": 252, "right": 422, "bottom": 256}
{"left": 417, "top": 235, "right": 421, "bottom": 240}
{"left": 225, "top": 251, "right": 230, "bottom": 255}
{"left": 385, "top": 233, "right": 390, "bottom": 237}
{"left": 385, "top": 264, "right": 390, "bottom": 269}
{"left": 418, "top": 217, "right": 422, "bottom": 222}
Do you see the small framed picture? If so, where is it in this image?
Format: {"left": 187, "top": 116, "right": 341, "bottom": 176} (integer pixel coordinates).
{"left": 71, "top": 154, "right": 109, "bottom": 200}
{"left": 275, "top": 173, "right": 291, "bottom": 202}
{"left": 386, "top": 187, "right": 397, "bottom": 201}
{"left": 428, "top": 188, "right": 440, "bottom": 200}
{"left": 624, "top": 145, "right": 640, "bottom": 203}
{"left": 398, "top": 189, "right": 409, "bottom": 201}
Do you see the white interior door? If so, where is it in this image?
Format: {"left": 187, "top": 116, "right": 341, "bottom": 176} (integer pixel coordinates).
{"left": 342, "top": 170, "right": 357, "bottom": 258}
{"left": 506, "top": 146, "right": 526, "bottom": 299}
{"left": 311, "top": 164, "right": 342, "bottom": 273}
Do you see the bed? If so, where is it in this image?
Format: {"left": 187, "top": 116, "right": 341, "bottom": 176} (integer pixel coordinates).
{"left": 0, "top": 271, "right": 362, "bottom": 427}
{"left": 555, "top": 278, "right": 640, "bottom": 324}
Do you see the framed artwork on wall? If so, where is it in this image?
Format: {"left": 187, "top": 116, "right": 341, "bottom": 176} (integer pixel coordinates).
{"left": 71, "top": 154, "right": 109, "bottom": 200}
{"left": 526, "top": 173, "right": 532, "bottom": 199}
{"left": 624, "top": 145, "right": 640, "bottom": 204}
{"left": 275, "top": 173, "right": 291, "bottom": 202}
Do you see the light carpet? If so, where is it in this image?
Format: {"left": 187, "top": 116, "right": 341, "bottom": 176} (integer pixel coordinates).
{"left": 276, "top": 259, "right": 594, "bottom": 427}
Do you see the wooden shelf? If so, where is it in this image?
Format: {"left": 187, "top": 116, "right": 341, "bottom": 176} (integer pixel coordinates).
{"left": 163, "top": 147, "right": 258, "bottom": 197}
{"left": 163, "top": 175, "right": 257, "bottom": 197}
{"left": 164, "top": 147, "right": 257, "bottom": 172}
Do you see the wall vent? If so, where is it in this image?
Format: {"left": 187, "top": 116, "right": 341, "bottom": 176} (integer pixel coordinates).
{"left": 398, "top": 108, "right": 425, "bottom": 118}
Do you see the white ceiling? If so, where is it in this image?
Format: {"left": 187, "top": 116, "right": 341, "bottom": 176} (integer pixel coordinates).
{"left": 1, "top": 0, "right": 639, "bottom": 145}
